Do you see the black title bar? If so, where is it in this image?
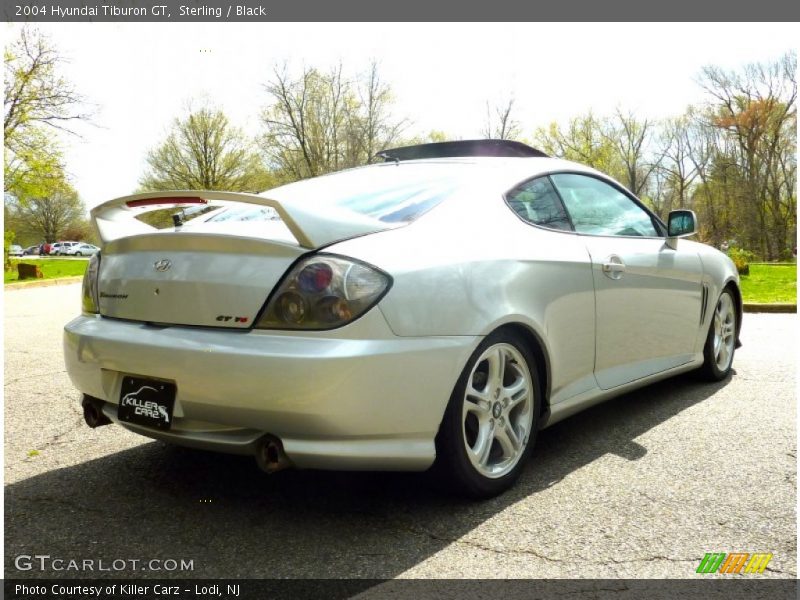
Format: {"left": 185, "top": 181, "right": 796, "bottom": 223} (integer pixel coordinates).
{"left": 4, "top": 0, "right": 800, "bottom": 22}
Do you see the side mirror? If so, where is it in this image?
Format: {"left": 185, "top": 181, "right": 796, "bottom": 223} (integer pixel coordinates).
{"left": 666, "top": 209, "right": 697, "bottom": 248}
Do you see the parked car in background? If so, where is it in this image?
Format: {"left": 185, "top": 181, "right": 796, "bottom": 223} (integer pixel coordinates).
{"left": 50, "top": 241, "right": 80, "bottom": 255}
{"left": 22, "top": 246, "right": 41, "bottom": 256}
{"left": 66, "top": 243, "right": 100, "bottom": 257}
{"left": 64, "top": 140, "right": 742, "bottom": 498}
{"left": 8, "top": 244, "right": 23, "bottom": 257}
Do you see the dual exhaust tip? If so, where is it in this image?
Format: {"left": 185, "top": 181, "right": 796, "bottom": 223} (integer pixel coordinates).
{"left": 82, "top": 395, "right": 291, "bottom": 473}
{"left": 82, "top": 396, "right": 112, "bottom": 428}
{"left": 255, "top": 435, "right": 292, "bottom": 474}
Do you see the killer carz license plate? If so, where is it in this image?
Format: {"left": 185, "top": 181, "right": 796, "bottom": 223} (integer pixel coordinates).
{"left": 118, "top": 376, "right": 176, "bottom": 431}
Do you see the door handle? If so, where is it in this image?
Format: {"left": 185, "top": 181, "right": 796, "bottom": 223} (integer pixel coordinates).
{"left": 602, "top": 255, "right": 626, "bottom": 280}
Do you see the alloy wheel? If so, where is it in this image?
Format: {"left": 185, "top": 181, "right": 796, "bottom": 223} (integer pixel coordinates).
{"left": 462, "top": 343, "right": 534, "bottom": 479}
{"left": 713, "top": 293, "right": 736, "bottom": 372}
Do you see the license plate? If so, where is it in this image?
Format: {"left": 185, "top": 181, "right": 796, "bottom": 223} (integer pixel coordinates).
{"left": 118, "top": 376, "right": 176, "bottom": 431}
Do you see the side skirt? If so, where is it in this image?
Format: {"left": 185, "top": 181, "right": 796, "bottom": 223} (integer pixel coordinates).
{"left": 539, "top": 354, "right": 705, "bottom": 429}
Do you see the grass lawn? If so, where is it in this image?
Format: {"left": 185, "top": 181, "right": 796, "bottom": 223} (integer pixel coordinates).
{"left": 4, "top": 258, "right": 88, "bottom": 284}
{"left": 739, "top": 263, "right": 797, "bottom": 304}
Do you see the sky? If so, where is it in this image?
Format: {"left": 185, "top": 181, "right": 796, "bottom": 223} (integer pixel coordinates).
{"left": 4, "top": 22, "right": 797, "bottom": 209}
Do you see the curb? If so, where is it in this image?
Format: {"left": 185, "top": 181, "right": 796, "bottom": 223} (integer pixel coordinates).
{"left": 4, "top": 276, "right": 83, "bottom": 290}
{"left": 743, "top": 303, "right": 796, "bottom": 313}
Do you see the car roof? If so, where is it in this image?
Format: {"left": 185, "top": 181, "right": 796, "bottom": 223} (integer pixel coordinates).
{"left": 334, "top": 156, "right": 606, "bottom": 189}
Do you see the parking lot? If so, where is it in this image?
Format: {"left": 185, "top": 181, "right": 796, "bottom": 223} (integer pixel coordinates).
{"left": 4, "top": 283, "right": 796, "bottom": 579}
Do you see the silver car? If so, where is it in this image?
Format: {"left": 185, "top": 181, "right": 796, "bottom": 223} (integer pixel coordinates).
{"left": 64, "top": 140, "right": 741, "bottom": 497}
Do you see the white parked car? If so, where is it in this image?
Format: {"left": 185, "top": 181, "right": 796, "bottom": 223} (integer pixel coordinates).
{"left": 66, "top": 243, "right": 100, "bottom": 257}
{"left": 50, "top": 241, "right": 80, "bottom": 255}
{"left": 8, "top": 244, "right": 23, "bottom": 257}
{"left": 64, "top": 140, "right": 741, "bottom": 497}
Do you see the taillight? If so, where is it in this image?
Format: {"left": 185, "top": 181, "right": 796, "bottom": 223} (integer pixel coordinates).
{"left": 255, "top": 255, "right": 391, "bottom": 330}
{"left": 82, "top": 252, "right": 100, "bottom": 314}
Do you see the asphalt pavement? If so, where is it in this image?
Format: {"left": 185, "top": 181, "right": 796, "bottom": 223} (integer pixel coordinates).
{"left": 4, "top": 283, "right": 796, "bottom": 579}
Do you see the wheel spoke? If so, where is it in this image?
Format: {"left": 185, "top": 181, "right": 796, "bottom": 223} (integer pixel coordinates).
{"left": 496, "top": 421, "right": 521, "bottom": 457}
{"left": 504, "top": 374, "right": 528, "bottom": 403}
{"left": 717, "top": 340, "right": 728, "bottom": 367}
{"left": 717, "top": 297, "right": 729, "bottom": 321}
{"left": 467, "top": 379, "right": 491, "bottom": 402}
{"left": 487, "top": 348, "right": 505, "bottom": 391}
{"left": 463, "top": 394, "right": 489, "bottom": 419}
{"left": 473, "top": 426, "right": 494, "bottom": 466}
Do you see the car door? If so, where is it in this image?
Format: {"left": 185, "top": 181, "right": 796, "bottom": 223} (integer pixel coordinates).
{"left": 550, "top": 173, "right": 703, "bottom": 390}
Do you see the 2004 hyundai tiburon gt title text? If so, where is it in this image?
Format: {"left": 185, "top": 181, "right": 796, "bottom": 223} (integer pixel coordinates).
{"left": 64, "top": 140, "right": 741, "bottom": 498}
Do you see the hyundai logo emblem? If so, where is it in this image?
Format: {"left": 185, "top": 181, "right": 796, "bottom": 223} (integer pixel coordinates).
{"left": 154, "top": 259, "right": 172, "bottom": 272}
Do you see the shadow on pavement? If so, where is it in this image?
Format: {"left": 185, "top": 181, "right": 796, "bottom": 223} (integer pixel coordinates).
{"left": 5, "top": 372, "right": 731, "bottom": 579}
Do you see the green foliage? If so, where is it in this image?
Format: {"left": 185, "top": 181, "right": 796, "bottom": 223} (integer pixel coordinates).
{"left": 533, "top": 113, "right": 630, "bottom": 186}
{"left": 728, "top": 247, "right": 756, "bottom": 275}
{"left": 5, "top": 179, "right": 86, "bottom": 244}
{"left": 692, "top": 52, "right": 797, "bottom": 260}
{"left": 140, "top": 105, "right": 273, "bottom": 192}
{"left": 5, "top": 27, "right": 90, "bottom": 246}
{"left": 4, "top": 27, "right": 87, "bottom": 197}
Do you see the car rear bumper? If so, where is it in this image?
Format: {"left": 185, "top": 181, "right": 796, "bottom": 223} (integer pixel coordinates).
{"left": 64, "top": 313, "right": 478, "bottom": 471}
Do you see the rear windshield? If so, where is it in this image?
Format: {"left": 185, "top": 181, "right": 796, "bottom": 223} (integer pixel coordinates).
{"left": 202, "top": 206, "right": 280, "bottom": 223}
{"left": 265, "top": 163, "right": 468, "bottom": 224}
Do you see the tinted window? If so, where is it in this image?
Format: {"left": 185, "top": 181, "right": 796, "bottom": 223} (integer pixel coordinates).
{"left": 506, "top": 177, "right": 572, "bottom": 231}
{"left": 551, "top": 173, "right": 659, "bottom": 237}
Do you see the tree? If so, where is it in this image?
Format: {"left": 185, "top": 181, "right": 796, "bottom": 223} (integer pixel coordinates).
{"left": 603, "top": 108, "right": 661, "bottom": 197}
{"left": 5, "top": 179, "right": 86, "bottom": 243}
{"left": 651, "top": 111, "right": 702, "bottom": 218}
{"left": 4, "top": 26, "right": 88, "bottom": 196}
{"left": 261, "top": 61, "right": 405, "bottom": 182}
{"left": 139, "top": 105, "right": 274, "bottom": 192}
{"left": 482, "top": 97, "right": 521, "bottom": 140}
{"left": 4, "top": 26, "right": 88, "bottom": 141}
{"left": 697, "top": 52, "right": 796, "bottom": 259}
{"left": 3, "top": 125, "right": 65, "bottom": 198}
{"left": 533, "top": 112, "right": 623, "bottom": 180}
{"left": 348, "top": 61, "right": 407, "bottom": 164}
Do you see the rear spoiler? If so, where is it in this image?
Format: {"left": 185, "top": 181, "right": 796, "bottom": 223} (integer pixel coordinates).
{"left": 90, "top": 190, "right": 389, "bottom": 249}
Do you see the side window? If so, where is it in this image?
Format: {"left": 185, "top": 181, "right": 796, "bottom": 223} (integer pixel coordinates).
{"left": 550, "top": 173, "right": 659, "bottom": 237}
{"left": 506, "top": 177, "right": 572, "bottom": 232}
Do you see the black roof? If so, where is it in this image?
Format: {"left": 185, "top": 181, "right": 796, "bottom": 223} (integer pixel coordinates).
{"left": 376, "top": 139, "right": 548, "bottom": 162}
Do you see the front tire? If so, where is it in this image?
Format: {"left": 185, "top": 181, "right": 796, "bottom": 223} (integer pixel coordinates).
{"left": 699, "top": 288, "right": 737, "bottom": 381}
{"left": 433, "top": 330, "right": 540, "bottom": 498}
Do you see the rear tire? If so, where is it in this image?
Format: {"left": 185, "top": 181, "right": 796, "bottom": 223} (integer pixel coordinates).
{"left": 432, "top": 330, "right": 540, "bottom": 498}
{"left": 699, "top": 288, "right": 737, "bottom": 381}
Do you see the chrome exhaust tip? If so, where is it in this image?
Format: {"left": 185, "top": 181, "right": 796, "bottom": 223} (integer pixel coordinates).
{"left": 82, "top": 396, "right": 112, "bottom": 428}
{"left": 255, "top": 435, "right": 292, "bottom": 473}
